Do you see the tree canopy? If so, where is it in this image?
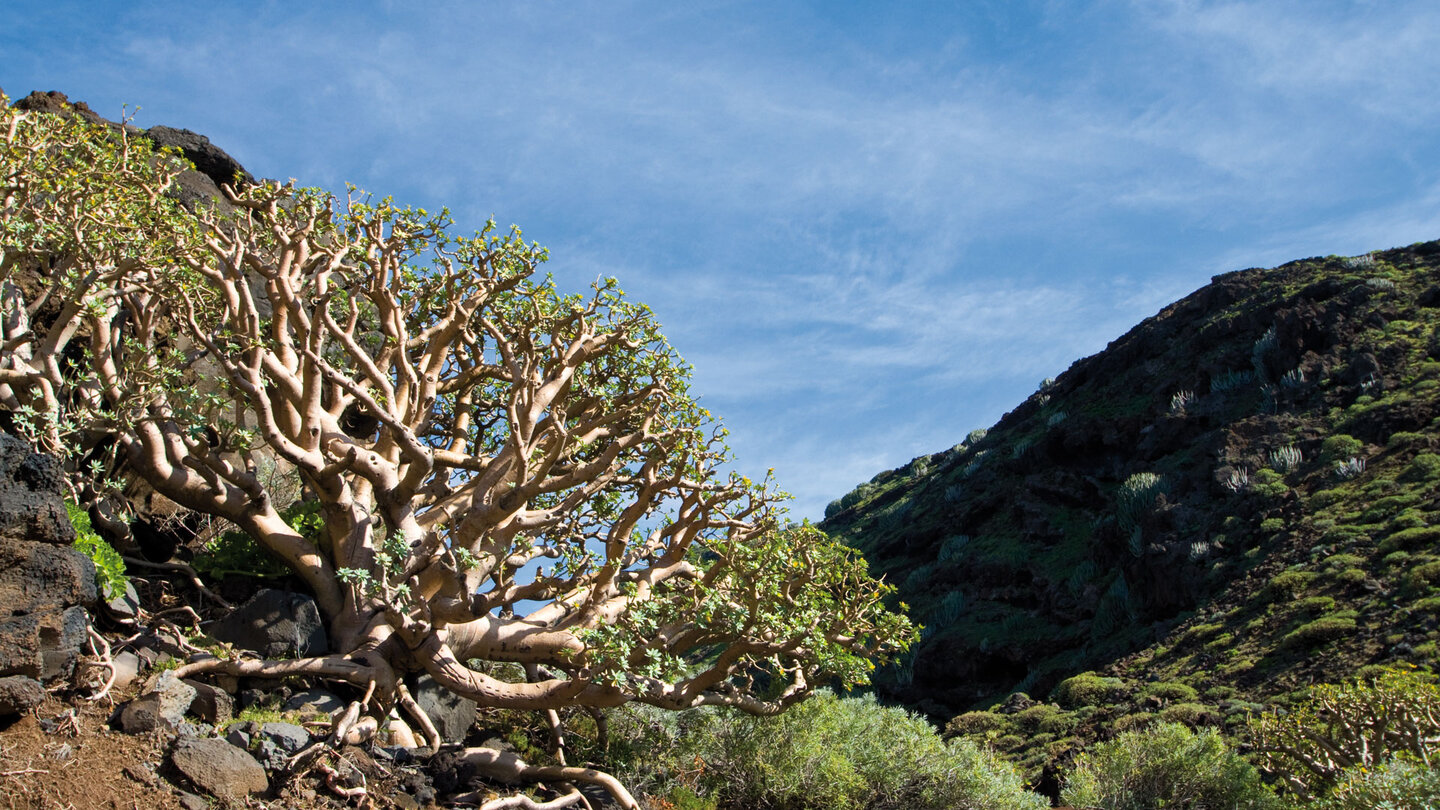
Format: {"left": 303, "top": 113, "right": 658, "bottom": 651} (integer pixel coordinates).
{"left": 0, "top": 95, "right": 914, "bottom": 806}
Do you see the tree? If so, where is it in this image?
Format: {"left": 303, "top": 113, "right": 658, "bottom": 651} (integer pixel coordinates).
{"left": 0, "top": 96, "right": 915, "bottom": 806}
{"left": 1248, "top": 666, "right": 1440, "bottom": 802}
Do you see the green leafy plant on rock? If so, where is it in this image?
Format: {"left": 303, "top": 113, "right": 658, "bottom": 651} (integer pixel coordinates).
{"left": 67, "top": 501, "right": 126, "bottom": 600}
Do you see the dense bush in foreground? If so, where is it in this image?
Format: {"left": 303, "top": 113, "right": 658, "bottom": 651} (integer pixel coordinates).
{"left": 604, "top": 691, "right": 1046, "bottom": 810}
{"left": 1061, "top": 722, "right": 1280, "bottom": 810}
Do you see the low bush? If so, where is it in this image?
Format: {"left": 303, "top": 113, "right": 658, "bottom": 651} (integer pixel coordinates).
{"left": 1250, "top": 468, "right": 1289, "bottom": 498}
{"left": 1052, "top": 673, "right": 1129, "bottom": 709}
{"left": 1333, "top": 567, "right": 1367, "bottom": 585}
{"left": 1314, "top": 756, "right": 1440, "bottom": 810}
{"left": 607, "top": 691, "right": 1047, "bottom": 810}
{"left": 1010, "top": 703, "right": 1063, "bottom": 734}
{"left": 1283, "top": 616, "right": 1357, "bottom": 647}
{"left": 1294, "top": 596, "right": 1337, "bottom": 613}
{"left": 1321, "top": 434, "right": 1364, "bottom": 463}
{"left": 1404, "top": 452, "right": 1440, "bottom": 482}
{"left": 1322, "top": 553, "right": 1365, "bottom": 570}
{"left": 1267, "top": 570, "right": 1317, "bottom": 599}
{"left": 1378, "top": 526, "right": 1440, "bottom": 555}
{"left": 1408, "top": 561, "right": 1440, "bottom": 588}
{"left": 1141, "top": 682, "right": 1198, "bottom": 703}
{"left": 1060, "top": 722, "right": 1280, "bottom": 810}
{"left": 1156, "top": 702, "right": 1221, "bottom": 728}
{"left": 945, "top": 711, "right": 1007, "bottom": 736}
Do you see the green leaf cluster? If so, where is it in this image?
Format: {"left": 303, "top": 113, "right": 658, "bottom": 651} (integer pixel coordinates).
{"left": 67, "top": 501, "right": 127, "bottom": 600}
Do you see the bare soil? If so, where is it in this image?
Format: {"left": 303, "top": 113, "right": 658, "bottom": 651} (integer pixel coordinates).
{"left": 0, "top": 692, "right": 427, "bottom": 810}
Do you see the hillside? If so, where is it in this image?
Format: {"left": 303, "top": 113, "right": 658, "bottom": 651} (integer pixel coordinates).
{"left": 822, "top": 242, "right": 1440, "bottom": 778}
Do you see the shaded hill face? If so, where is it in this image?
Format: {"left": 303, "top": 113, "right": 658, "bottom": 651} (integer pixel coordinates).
{"left": 822, "top": 242, "right": 1440, "bottom": 719}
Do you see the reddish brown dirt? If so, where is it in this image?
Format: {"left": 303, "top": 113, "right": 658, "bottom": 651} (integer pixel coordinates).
{"left": 0, "top": 696, "right": 184, "bottom": 810}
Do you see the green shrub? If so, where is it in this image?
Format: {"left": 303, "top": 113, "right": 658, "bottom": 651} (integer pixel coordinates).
{"left": 1378, "top": 526, "right": 1440, "bottom": 555}
{"left": 1283, "top": 616, "right": 1357, "bottom": 647}
{"left": 1204, "top": 632, "right": 1235, "bottom": 652}
{"left": 1250, "top": 468, "right": 1289, "bottom": 498}
{"left": 1323, "top": 553, "right": 1365, "bottom": 570}
{"left": 839, "top": 482, "right": 878, "bottom": 511}
{"left": 1037, "top": 711, "right": 1079, "bottom": 736}
{"left": 1141, "top": 682, "right": 1198, "bottom": 703}
{"left": 1060, "top": 723, "right": 1280, "bottom": 810}
{"left": 1052, "top": 673, "right": 1129, "bottom": 709}
{"left": 1334, "top": 567, "right": 1368, "bottom": 585}
{"left": 1322, "top": 434, "right": 1365, "bottom": 462}
{"left": 1314, "top": 756, "right": 1440, "bottom": 810}
{"left": 1389, "top": 509, "right": 1429, "bottom": 531}
{"left": 1408, "top": 561, "right": 1440, "bottom": 588}
{"left": 1405, "top": 453, "right": 1440, "bottom": 482}
{"left": 67, "top": 502, "right": 126, "bottom": 600}
{"left": 611, "top": 692, "right": 1047, "bottom": 810}
{"left": 1010, "top": 703, "right": 1062, "bottom": 734}
{"left": 1295, "top": 596, "right": 1337, "bottom": 613}
{"left": 1183, "top": 622, "right": 1224, "bottom": 642}
{"left": 1157, "top": 702, "right": 1221, "bottom": 728}
{"left": 1267, "top": 570, "right": 1317, "bottom": 599}
{"left": 992, "top": 733, "right": 1026, "bottom": 753}
{"left": 1383, "top": 550, "right": 1413, "bottom": 567}
{"left": 945, "top": 711, "right": 1007, "bottom": 737}
{"left": 1388, "top": 431, "right": 1429, "bottom": 450}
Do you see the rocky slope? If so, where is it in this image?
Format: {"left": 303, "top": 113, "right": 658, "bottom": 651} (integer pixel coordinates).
{"left": 822, "top": 243, "right": 1440, "bottom": 751}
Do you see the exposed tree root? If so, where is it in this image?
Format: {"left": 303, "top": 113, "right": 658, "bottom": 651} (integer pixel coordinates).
{"left": 80, "top": 626, "right": 117, "bottom": 702}
{"left": 396, "top": 681, "right": 442, "bottom": 750}
{"left": 173, "top": 654, "right": 380, "bottom": 689}
{"left": 316, "top": 759, "right": 367, "bottom": 800}
{"left": 470, "top": 788, "right": 589, "bottom": 810}
{"left": 457, "top": 747, "right": 640, "bottom": 810}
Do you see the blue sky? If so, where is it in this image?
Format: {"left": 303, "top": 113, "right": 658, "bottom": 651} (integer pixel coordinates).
{"left": 5, "top": 1, "right": 1440, "bottom": 519}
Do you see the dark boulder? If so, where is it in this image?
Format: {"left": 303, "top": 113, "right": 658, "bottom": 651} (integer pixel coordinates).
{"left": 10, "top": 90, "right": 105, "bottom": 125}
{"left": 170, "top": 736, "right": 268, "bottom": 799}
{"left": 0, "top": 674, "right": 44, "bottom": 715}
{"left": 0, "top": 435, "right": 97, "bottom": 683}
{"left": 208, "top": 589, "right": 328, "bottom": 659}
{"left": 145, "top": 125, "right": 254, "bottom": 212}
{"left": 183, "top": 678, "right": 235, "bottom": 724}
{"left": 411, "top": 674, "right": 477, "bottom": 743}
{"left": 0, "top": 433, "right": 75, "bottom": 548}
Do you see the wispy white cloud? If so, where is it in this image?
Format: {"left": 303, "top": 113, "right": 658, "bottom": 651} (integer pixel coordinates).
{"left": 7, "top": 0, "right": 1440, "bottom": 519}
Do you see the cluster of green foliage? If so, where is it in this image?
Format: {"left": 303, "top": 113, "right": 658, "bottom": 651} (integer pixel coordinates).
{"left": 1312, "top": 757, "right": 1440, "bottom": 810}
{"left": 599, "top": 691, "right": 1045, "bottom": 810}
{"left": 66, "top": 501, "right": 126, "bottom": 599}
{"left": 1249, "top": 666, "right": 1440, "bottom": 802}
{"left": 1061, "top": 722, "right": 1280, "bottom": 810}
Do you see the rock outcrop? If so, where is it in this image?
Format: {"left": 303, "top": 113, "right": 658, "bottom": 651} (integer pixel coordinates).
{"left": 0, "top": 433, "right": 96, "bottom": 711}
